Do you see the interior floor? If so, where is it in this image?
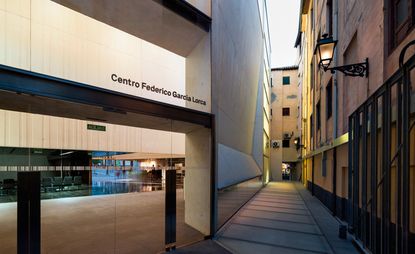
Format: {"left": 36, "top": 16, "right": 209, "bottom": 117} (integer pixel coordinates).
{"left": 0, "top": 189, "right": 203, "bottom": 254}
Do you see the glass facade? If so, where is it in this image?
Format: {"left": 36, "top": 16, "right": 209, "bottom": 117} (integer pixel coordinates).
{"left": 0, "top": 90, "right": 209, "bottom": 253}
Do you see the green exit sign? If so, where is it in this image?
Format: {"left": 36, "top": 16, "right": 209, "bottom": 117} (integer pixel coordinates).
{"left": 87, "top": 124, "right": 106, "bottom": 131}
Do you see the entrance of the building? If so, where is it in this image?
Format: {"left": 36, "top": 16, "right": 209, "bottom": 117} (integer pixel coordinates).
{"left": 282, "top": 162, "right": 296, "bottom": 181}
{"left": 0, "top": 66, "right": 213, "bottom": 254}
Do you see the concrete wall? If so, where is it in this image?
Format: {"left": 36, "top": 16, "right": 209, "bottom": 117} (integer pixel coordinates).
{"left": 184, "top": 127, "right": 211, "bottom": 235}
{"left": 186, "top": 33, "right": 211, "bottom": 113}
{"left": 184, "top": 0, "right": 211, "bottom": 17}
{"left": 212, "top": 0, "right": 265, "bottom": 188}
{"left": 184, "top": 31, "right": 212, "bottom": 234}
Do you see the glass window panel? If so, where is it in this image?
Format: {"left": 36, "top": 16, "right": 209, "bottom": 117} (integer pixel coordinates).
{"left": 283, "top": 76, "right": 291, "bottom": 85}
{"left": 396, "top": 0, "right": 409, "bottom": 26}
{"left": 283, "top": 107, "right": 290, "bottom": 116}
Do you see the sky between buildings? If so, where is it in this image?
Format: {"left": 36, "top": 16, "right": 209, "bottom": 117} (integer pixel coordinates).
{"left": 267, "top": 0, "right": 301, "bottom": 68}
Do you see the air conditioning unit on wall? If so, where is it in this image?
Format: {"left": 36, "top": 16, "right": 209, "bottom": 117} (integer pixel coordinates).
{"left": 271, "top": 140, "right": 280, "bottom": 149}
{"left": 283, "top": 132, "right": 292, "bottom": 139}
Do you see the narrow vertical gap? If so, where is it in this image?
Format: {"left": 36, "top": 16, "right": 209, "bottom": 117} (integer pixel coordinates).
{"left": 370, "top": 98, "right": 378, "bottom": 253}
{"left": 396, "top": 82, "right": 403, "bottom": 254}
{"left": 362, "top": 107, "right": 368, "bottom": 247}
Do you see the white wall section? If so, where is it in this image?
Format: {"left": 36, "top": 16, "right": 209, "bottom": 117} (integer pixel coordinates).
{"left": 0, "top": 109, "right": 185, "bottom": 154}
{"left": 0, "top": 0, "right": 210, "bottom": 113}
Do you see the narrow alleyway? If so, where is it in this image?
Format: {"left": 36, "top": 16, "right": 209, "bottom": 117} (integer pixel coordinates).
{"left": 214, "top": 182, "right": 358, "bottom": 254}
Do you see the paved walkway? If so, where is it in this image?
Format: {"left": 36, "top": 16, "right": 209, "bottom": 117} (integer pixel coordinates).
{"left": 214, "top": 182, "right": 358, "bottom": 254}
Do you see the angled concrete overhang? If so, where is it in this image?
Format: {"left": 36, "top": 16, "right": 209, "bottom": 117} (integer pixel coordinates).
{"left": 52, "top": 0, "right": 211, "bottom": 57}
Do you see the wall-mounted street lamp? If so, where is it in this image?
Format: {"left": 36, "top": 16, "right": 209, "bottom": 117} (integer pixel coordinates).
{"left": 314, "top": 34, "right": 369, "bottom": 77}
{"left": 294, "top": 137, "right": 305, "bottom": 150}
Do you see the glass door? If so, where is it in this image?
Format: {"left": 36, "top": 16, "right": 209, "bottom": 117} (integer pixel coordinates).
{"left": 0, "top": 88, "right": 211, "bottom": 253}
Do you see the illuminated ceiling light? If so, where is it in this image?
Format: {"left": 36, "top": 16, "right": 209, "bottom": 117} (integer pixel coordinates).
{"left": 60, "top": 151, "right": 74, "bottom": 156}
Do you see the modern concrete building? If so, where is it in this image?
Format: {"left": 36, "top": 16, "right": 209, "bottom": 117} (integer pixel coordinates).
{"left": 0, "top": 0, "right": 271, "bottom": 253}
{"left": 269, "top": 66, "right": 300, "bottom": 182}
{"left": 296, "top": 0, "right": 415, "bottom": 253}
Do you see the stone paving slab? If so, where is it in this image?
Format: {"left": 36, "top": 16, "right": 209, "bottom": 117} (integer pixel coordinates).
{"left": 250, "top": 200, "right": 307, "bottom": 210}
{"left": 215, "top": 182, "right": 358, "bottom": 254}
{"left": 232, "top": 216, "right": 322, "bottom": 235}
{"left": 254, "top": 197, "right": 305, "bottom": 205}
{"left": 239, "top": 209, "right": 314, "bottom": 224}
{"left": 165, "top": 240, "right": 231, "bottom": 254}
{"left": 220, "top": 224, "right": 330, "bottom": 253}
{"left": 245, "top": 204, "right": 309, "bottom": 215}
{"left": 294, "top": 183, "right": 358, "bottom": 254}
{"left": 258, "top": 192, "right": 303, "bottom": 198}
{"left": 217, "top": 237, "right": 323, "bottom": 254}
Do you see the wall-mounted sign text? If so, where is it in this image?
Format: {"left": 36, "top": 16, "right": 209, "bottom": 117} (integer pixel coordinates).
{"left": 111, "top": 74, "right": 207, "bottom": 106}
{"left": 87, "top": 124, "right": 106, "bottom": 132}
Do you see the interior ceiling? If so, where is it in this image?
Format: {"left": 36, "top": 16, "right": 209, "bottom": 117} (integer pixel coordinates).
{"left": 0, "top": 90, "right": 202, "bottom": 134}
{"left": 92, "top": 152, "right": 184, "bottom": 160}
{"left": 52, "top": 0, "right": 207, "bottom": 56}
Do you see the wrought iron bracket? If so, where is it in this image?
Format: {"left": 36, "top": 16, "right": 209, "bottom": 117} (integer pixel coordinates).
{"left": 325, "top": 58, "right": 369, "bottom": 77}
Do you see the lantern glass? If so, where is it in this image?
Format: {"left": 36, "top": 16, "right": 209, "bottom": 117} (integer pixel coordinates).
{"left": 320, "top": 43, "right": 335, "bottom": 67}
{"left": 315, "top": 36, "right": 337, "bottom": 70}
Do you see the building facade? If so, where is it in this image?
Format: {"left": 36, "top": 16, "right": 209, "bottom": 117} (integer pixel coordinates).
{"left": 270, "top": 66, "right": 300, "bottom": 181}
{"left": 296, "top": 0, "right": 415, "bottom": 253}
{"left": 0, "top": 0, "right": 271, "bottom": 253}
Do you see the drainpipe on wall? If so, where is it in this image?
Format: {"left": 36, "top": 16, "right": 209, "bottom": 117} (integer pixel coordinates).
{"left": 333, "top": 0, "right": 339, "bottom": 140}
{"left": 332, "top": 0, "right": 339, "bottom": 217}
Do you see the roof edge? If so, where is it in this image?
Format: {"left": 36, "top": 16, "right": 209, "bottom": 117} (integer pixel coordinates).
{"left": 271, "top": 66, "right": 299, "bottom": 71}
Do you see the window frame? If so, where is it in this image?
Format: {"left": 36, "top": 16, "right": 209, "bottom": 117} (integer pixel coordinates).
{"left": 389, "top": 0, "right": 414, "bottom": 52}
{"left": 310, "top": 61, "right": 314, "bottom": 89}
{"left": 282, "top": 139, "right": 290, "bottom": 148}
{"left": 310, "top": 113, "right": 314, "bottom": 138}
{"left": 282, "top": 76, "right": 290, "bottom": 85}
{"left": 326, "top": 79, "right": 333, "bottom": 120}
{"left": 282, "top": 107, "right": 290, "bottom": 116}
{"left": 316, "top": 101, "right": 321, "bottom": 130}
{"left": 327, "top": 0, "right": 333, "bottom": 36}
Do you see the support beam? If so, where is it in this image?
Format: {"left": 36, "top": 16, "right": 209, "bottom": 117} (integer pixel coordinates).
{"left": 18, "top": 172, "right": 41, "bottom": 254}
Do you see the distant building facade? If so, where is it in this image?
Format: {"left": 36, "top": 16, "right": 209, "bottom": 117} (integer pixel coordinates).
{"left": 270, "top": 66, "right": 300, "bottom": 181}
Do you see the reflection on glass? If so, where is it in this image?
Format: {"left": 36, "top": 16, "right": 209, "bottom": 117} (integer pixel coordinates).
{"left": 0, "top": 144, "right": 187, "bottom": 253}
{"left": 0, "top": 170, "right": 17, "bottom": 254}
{"left": 37, "top": 148, "right": 183, "bottom": 254}
{"left": 217, "top": 177, "right": 263, "bottom": 228}
{"left": 0, "top": 93, "right": 210, "bottom": 253}
{"left": 0, "top": 149, "right": 190, "bottom": 201}
{"left": 0, "top": 146, "right": 28, "bottom": 253}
